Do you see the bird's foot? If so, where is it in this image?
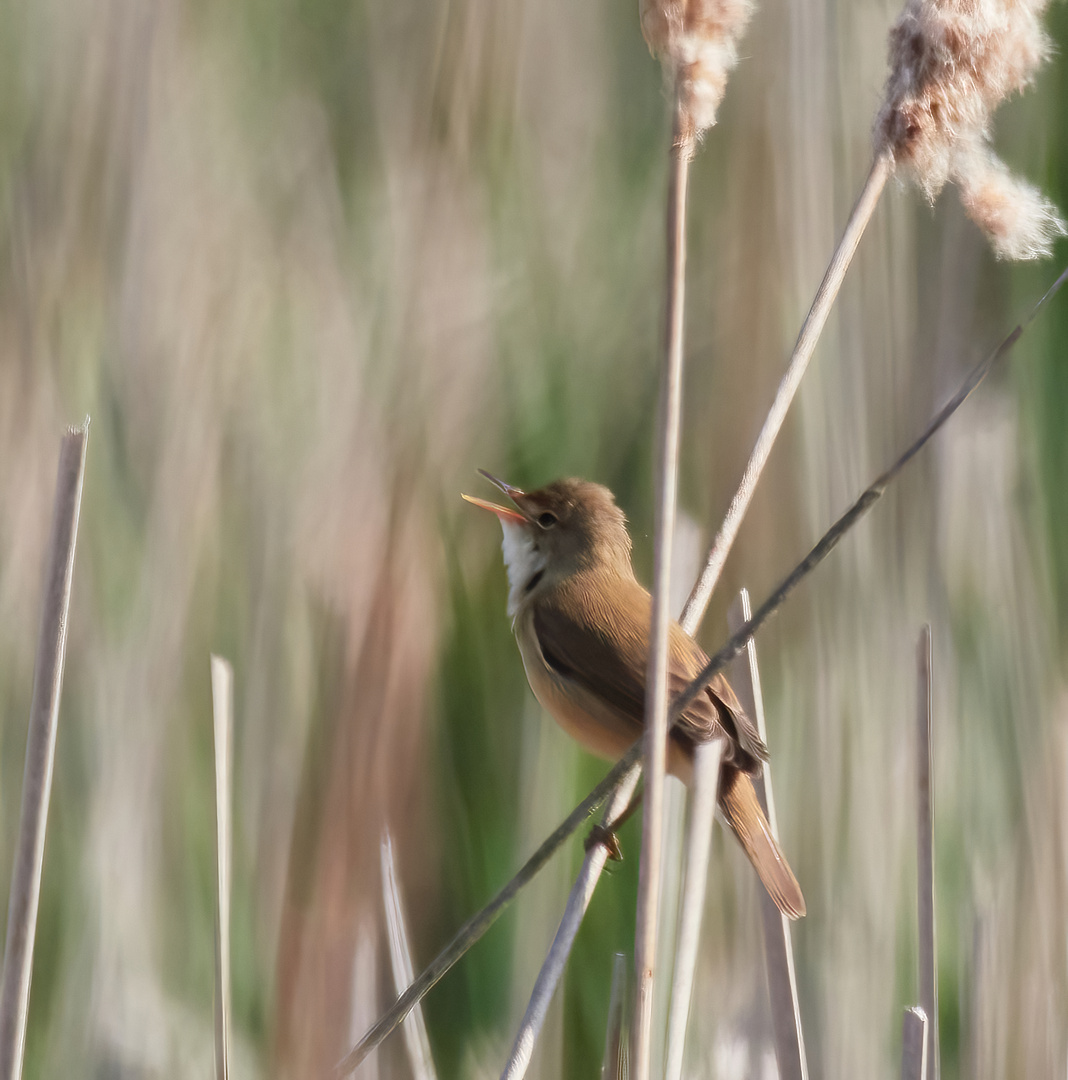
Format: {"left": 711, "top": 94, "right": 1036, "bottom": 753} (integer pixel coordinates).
{"left": 584, "top": 823, "right": 623, "bottom": 861}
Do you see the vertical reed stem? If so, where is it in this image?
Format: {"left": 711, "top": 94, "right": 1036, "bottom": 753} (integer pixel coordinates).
{"left": 916, "top": 626, "right": 938, "bottom": 1080}
{"left": 634, "top": 101, "right": 693, "bottom": 1080}
{"left": 0, "top": 422, "right": 89, "bottom": 1080}
{"left": 732, "top": 590, "right": 807, "bottom": 1080}
{"left": 901, "top": 1006, "right": 929, "bottom": 1080}
{"left": 211, "top": 656, "right": 234, "bottom": 1080}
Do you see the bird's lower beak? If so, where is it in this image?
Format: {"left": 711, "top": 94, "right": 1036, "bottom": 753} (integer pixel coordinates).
{"left": 461, "top": 493, "right": 528, "bottom": 525}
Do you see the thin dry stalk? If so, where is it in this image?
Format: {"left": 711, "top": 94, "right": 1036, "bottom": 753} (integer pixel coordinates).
{"left": 0, "top": 422, "right": 88, "bottom": 1080}
{"left": 381, "top": 833, "right": 438, "bottom": 1080}
{"left": 901, "top": 1006, "right": 929, "bottom": 1080}
{"left": 730, "top": 591, "right": 807, "bottom": 1080}
{"left": 334, "top": 753, "right": 640, "bottom": 1077}
{"left": 500, "top": 769, "right": 641, "bottom": 1080}
{"left": 680, "top": 151, "right": 891, "bottom": 628}
{"left": 210, "top": 656, "right": 234, "bottom": 1080}
{"left": 601, "top": 953, "right": 630, "bottom": 1080}
{"left": 915, "top": 627, "right": 939, "bottom": 1080}
{"left": 634, "top": 102, "right": 694, "bottom": 1080}
{"left": 671, "top": 264, "right": 1068, "bottom": 721}
{"left": 338, "top": 265, "right": 1067, "bottom": 1076}
{"left": 663, "top": 738, "right": 722, "bottom": 1080}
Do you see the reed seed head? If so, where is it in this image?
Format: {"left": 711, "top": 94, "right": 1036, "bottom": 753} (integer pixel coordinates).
{"left": 640, "top": 0, "right": 753, "bottom": 143}
{"left": 876, "top": 0, "right": 1064, "bottom": 259}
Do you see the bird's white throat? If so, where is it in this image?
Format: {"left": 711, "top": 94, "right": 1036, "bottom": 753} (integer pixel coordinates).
{"left": 500, "top": 521, "right": 545, "bottom": 618}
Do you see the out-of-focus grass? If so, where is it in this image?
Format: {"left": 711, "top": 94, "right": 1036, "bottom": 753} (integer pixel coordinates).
{"left": 0, "top": 0, "right": 1065, "bottom": 1077}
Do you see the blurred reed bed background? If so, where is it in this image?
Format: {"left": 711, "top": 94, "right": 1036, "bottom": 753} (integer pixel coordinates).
{"left": 0, "top": 0, "right": 1065, "bottom": 1076}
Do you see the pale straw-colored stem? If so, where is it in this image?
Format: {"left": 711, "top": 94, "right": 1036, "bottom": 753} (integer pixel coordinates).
{"left": 500, "top": 769, "right": 641, "bottom": 1080}
{"left": 733, "top": 590, "right": 807, "bottom": 1080}
{"left": 0, "top": 422, "right": 88, "bottom": 1080}
{"left": 915, "top": 627, "right": 939, "bottom": 1080}
{"left": 680, "top": 150, "right": 892, "bottom": 630}
{"left": 210, "top": 656, "right": 234, "bottom": 1080}
{"left": 381, "top": 833, "right": 438, "bottom": 1080}
{"left": 634, "top": 103, "right": 693, "bottom": 1080}
{"left": 601, "top": 953, "right": 630, "bottom": 1080}
{"left": 335, "top": 749, "right": 641, "bottom": 1077}
{"left": 663, "top": 738, "right": 722, "bottom": 1080}
{"left": 901, "top": 1006, "right": 929, "bottom": 1080}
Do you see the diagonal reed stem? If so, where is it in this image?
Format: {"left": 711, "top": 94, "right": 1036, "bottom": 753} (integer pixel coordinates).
{"left": 0, "top": 421, "right": 89, "bottom": 1080}
{"left": 499, "top": 766, "right": 642, "bottom": 1080}
{"left": 333, "top": 755, "right": 640, "bottom": 1077}
{"left": 634, "top": 101, "right": 693, "bottom": 1080}
{"left": 680, "top": 150, "right": 892, "bottom": 629}
{"left": 670, "top": 263, "right": 1068, "bottom": 721}
{"left": 335, "top": 265, "right": 1066, "bottom": 1077}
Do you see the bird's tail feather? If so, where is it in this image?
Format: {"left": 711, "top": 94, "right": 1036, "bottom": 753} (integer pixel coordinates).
{"left": 718, "top": 767, "right": 806, "bottom": 920}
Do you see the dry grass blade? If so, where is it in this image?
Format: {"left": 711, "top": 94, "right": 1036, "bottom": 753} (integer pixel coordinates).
{"left": 729, "top": 590, "right": 807, "bottom": 1080}
{"left": 663, "top": 738, "right": 722, "bottom": 1080}
{"left": 500, "top": 767, "right": 642, "bottom": 1080}
{"left": 335, "top": 753, "right": 641, "bottom": 1076}
{"left": 635, "top": 102, "right": 693, "bottom": 1080}
{"left": 680, "top": 152, "right": 891, "bottom": 628}
{"left": 901, "top": 1006, "right": 929, "bottom": 1080}
{"left": 671, "top": 265, "right": 1068, "bottom": 721}
{"left": 0, "top": 421, "right": 88, "bottom": 1080}
{"left": 380, "top": 833, "right": 438, "bottom": 1080}
{"left": 915, "top": 627, "right": 938, "bottom": 1080}
{"left": 601, "top": 952, "right": 630, "bottom": 1080}
{"left": 210, "top": 656, "right": 234, "bottom": 1080}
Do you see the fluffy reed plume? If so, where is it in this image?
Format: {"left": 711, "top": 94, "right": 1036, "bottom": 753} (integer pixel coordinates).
{"left": 640, "top": 0, "right": 753, "bottom": 141}
{"left": 876, "top": 0, "right": 1066, "bottom": 258}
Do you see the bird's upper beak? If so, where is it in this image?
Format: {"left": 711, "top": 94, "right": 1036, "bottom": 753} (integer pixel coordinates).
{"left": 461, "top": 470, "right": 529, "bottom": 525}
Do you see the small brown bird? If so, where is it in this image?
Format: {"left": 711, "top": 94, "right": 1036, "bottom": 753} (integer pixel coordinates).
{"left": 464, "top": 472, "right": 805, "bottom": 919}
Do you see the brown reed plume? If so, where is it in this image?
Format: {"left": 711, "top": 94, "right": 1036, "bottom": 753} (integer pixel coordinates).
{"left": 640, "top": 0, "right": 754, "bottom": 145}
{"left": 877, "top": 0, "right": 1065, "bottom": 259}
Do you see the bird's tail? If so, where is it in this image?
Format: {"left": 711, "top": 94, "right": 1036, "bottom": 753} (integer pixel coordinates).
{"left": 718, "top": 766, "right": 806, "bottom": 920}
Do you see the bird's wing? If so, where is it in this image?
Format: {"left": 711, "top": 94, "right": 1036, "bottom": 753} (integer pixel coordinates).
{"left": 530, "top": 576, "right": 727, "bottom": 752}
{"left": 669, "top": 623, "right": 769, "bottom": 767}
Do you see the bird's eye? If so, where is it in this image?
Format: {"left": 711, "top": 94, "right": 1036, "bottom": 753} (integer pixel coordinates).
{"left": 537, "top": 512, "right": 558, "bottom": 529}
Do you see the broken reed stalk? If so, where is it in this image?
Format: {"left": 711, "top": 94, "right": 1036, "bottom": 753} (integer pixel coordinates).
{"left": 663, "top": 738, "right": 722, "bottom": 1080}
{"left": 634, "top": 102, "right": 694, "bottom": 1080}
{"left": 0, "top": 422, "right": 88, "bottom": 1080}
{"left": 901, "top": 1006, "right": 929, "bottom": 1080}
{"left": 500, "top": 766, "right": 642, "bottom": 1080}
{"left": 337, "top": 266, "right": 1066, "bottom": 1076}
{"left": 210, "top": 656, "right": 234, "bottom": 1080}
{"left": 601, "top": 953, "right": 630, "bottom": 1080}
{"left": 730, "top": 590, "right": 807, "bottom": 1080}
{"left": 915, "top": 627, "right": 939, "bottom": 1080}
{"left": 334, "top": 755, "right": 640, "bottom": 1076}
{"left": 381, "top": 833, "right": 438, "bottom": 1080}
{"left": 680, "top": 151, "right": 891, "bottom": 629}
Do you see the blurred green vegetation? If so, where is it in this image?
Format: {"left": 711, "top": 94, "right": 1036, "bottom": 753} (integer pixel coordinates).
{"left": 0, "top": 0, "right": 1065, "bottom": 1077}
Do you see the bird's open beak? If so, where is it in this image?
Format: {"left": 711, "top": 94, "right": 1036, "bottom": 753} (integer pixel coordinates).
{"left": 461, "top": 470, "right": 529, "bottom": 524}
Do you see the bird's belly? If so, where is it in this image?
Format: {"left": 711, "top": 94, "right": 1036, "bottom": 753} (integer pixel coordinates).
{"left": 514, "top": 616, "right": 691, "bottom": 778}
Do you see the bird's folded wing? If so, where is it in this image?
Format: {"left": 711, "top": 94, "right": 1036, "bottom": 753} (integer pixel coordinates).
{"left": 531, "top": 585, "right": 724, "bottom": 745}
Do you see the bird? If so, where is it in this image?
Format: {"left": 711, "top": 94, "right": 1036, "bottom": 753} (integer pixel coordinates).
{"left": 463, "top": 471, "right": 805, "bottom": 919}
